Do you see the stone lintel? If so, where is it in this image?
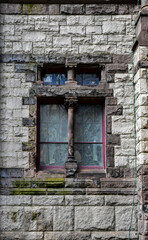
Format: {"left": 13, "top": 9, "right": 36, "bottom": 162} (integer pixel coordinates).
{"left": 0, "top": 0, "right": 138, "bottom": 4}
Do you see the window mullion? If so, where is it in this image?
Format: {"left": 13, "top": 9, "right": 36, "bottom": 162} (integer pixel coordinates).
{"left": 64, "top": 97, "right": 78, "bottom": 177}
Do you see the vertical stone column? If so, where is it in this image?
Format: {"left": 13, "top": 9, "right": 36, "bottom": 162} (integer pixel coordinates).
{"left": 65, "top": 61, "right": 77, "bottom": 85}
{"left": 133, "top": 2, "right": 148, "bottom": 239}
{"left": 64, "top": 97, "right": 78, "bottom": 177}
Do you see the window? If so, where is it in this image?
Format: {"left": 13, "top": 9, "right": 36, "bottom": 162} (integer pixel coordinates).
{"left": 40, "top": 64, "right": 101, "bottom": 86}
{"left": 37, "top": 98, "right": 105, "bottom": 171}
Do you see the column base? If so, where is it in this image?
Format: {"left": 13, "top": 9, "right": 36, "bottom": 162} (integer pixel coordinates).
{"left": 65, "top": 160, "right": 77, "bottom": 177}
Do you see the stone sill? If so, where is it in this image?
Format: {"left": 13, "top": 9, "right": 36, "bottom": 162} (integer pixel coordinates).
{"left": 0, "top": 0, "right": 138, "bottom": 3}
{"left": 5, "top": 187, "right": 136, "bottom": 195}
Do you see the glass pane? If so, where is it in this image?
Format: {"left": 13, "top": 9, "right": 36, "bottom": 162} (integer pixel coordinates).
{"left": 74, "top": 104, "right": 102, "bottom": 142}
{"left": 40, "top": 143, "right": 67, "bottom": 166}
{"left": 43, "top": 74, "right": 66, "bottom": 85}
{"left": 76, "top": 74, "right": 99, "bottom": 86}
{"left": 74, "top": 143, "right": 102, "bottom": 166}
{"left": 40, "top": 104, "right": 68, "bottom": 142}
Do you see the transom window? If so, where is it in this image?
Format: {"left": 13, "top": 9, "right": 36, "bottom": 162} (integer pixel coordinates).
{"left": 37, "top": 98, "right": 105, "bottom": 171}
{"left": 40, "top": 65, "right": 101, "bottom": 86}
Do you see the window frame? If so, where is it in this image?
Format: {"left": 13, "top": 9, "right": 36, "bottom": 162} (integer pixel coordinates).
{"left": 37, "top": 97, "right": 105, "bottom": 172}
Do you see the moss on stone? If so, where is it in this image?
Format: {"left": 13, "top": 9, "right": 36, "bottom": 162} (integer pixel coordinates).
{"left": 44, "top": 178, "right": 65, "bottom": 182}
{"left": 10, "top": 188, "right": 47, "bottom": 195}
{"left": 12, "top": 179, "right": 31, "bottom": 188}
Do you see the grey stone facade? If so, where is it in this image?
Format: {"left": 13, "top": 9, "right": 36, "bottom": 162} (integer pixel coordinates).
{"left": 0, "top": 0, "right": 148, "bottom": 239}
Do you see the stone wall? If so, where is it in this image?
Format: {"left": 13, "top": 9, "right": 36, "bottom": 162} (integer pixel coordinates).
{"left": 0, "top": 2, "right": 140, "bottom": 239}
{"left": 0, "top": 194, "right": 138, "bottom": 240}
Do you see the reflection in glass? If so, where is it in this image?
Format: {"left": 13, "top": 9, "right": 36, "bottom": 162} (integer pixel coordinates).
{"left": 74, "top": 104, "right": 102, "bottom": 142}
{"left": 74, "top": 143, "right": 102, "bottom": 166}
{"left": 43, "top": 74, "right": 66, "bottom": 85}
{"left": 40, "top": 143, "right": 67, "bottom": 166}
{"left": 40, "top": 104, "right": 68, "bottom": 167}
{"left": 40, "top": 104, "right": 68, "bottom": 142}
{"left": 76, "top": 73, "right": 99, "bottom": 86}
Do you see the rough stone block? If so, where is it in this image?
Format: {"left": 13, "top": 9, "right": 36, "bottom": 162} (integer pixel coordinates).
{"left": 0, "top": 168, "right": 24, "bottom": 178}
{"left": 60, "top": 26, "right": 85, "bottom": 36}
{"left": 23, "top": 4, "right": 48, "bottom": 14}
{"left": 26, "top": 71, "right": 36, "bottom": 82}
{"left": 33, "top": 196, "right": 64, "bottom": 206}
{"left": 65, "top": 195, "right": 104, "bottom": 206}
{"left": 92, "top": 231, "right": 138, "bottom": 240}
{"left": 22, "top": 32, "right": 46, "bottom": 42}
{"left": 86, "top": 26, "right": 101, "bottom": 34}
{"left": 106, "top": 105, "right": 122, "bottom": 116}
{"left": 0, "top": 4, "right": 22, "bottom": 14}
{"left": 105, "top": 195, "right": 137, "bottom": 206}
{"left": 23, "top": 97, "right": 35, "bottom": 105}
{"left": 23, "top": 118, "right": 35, "bottom": 127}
{"left": 115, "top": 206, "right": 137, "bottom": 231}
{"left": 106, "top": 134, "right": 120, "bottom": 145}
{"left": 0, "top": 206, "right": 25, "bottom": 231}
{"left": 15, "top": 64, "right": 36, "bottom": 73}
{"left": 103, "top": 21, "right": 125, "bottom": 34}
{"left": 0, "top": 232, "right": 43, "bottom": 240}
{"left": 75, "top": 206, "right": 114, "bottom": 230}
{"left": 53, "top": 207, "right": 74, "bottom": 231}
{"left": 49, "top": 4, "right": 60, "bottom": 14}
{"left": 60, "top": 4, "right": 85, "bottom": 14}
{"left": 44, "top": 231, "right": 91, "bottom": 240}
{"left": 24, "top": 206, "right": 53, "bottom": 231}
{"left": 53, "top": 36, "right": 71, "bottom": 47}
{"left": 0, "top": 196, "right": 32, "bottom": 206}
{"left": 67, "top": 16, "right": 95, "bottom": 25}
{"left": 22, "top": 142, "right": 35, "bottom": 151}
{"left": 86, "top": 4, "right": 117, "bottom": 15}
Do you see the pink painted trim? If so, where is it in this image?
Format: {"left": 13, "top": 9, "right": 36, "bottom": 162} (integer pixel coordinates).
{"left": 102, "top": 105, "right": 105, "bottom": 169}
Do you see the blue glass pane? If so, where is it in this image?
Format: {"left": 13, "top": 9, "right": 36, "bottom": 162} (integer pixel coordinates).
{"left": 40, "top": 104, "right": 68, "bottom": 142}
{"left": 74, "top": 143, "right": 102, "bottom": 166}
{"left": 40, "top": 143, "right": 67, "bottom": 166}
{"left": 43, "top": 74, "right": 66, "bottom": 85}
{"left": 74, "top": 104, "right": 102, "bottom": 142}
{"left": 76, "top": 74, "right": 99, "bottom": 86}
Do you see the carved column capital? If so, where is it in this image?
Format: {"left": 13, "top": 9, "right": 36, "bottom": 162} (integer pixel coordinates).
{"left": 64, "top": 97, "right": 78, "bottom": 109}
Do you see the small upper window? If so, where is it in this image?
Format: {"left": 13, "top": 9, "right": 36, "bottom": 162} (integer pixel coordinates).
{"left": 41, "top": 65, "right": 67, "bottom": 86}
{"left": 40, "top": 65, "right": 101, "bottom": 86}
{"left": 75, "top": 65, "right": 101, "bottom": 86}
